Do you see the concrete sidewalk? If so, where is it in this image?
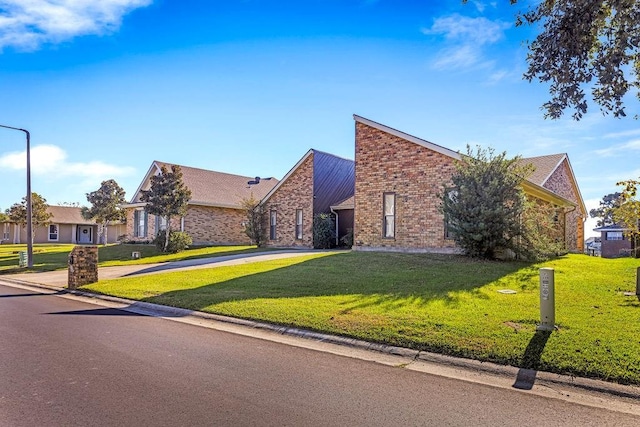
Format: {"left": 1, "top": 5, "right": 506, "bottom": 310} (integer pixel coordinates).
{"left": 1, "top": 249, "right": 335, "bottom": 287}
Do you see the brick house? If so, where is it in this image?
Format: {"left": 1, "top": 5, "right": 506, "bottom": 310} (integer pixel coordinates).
{"left": 123, "top": 161, "right": 278, "bottom": 245}
{"left": 260, "top": 149, "right": 354, "bottom": 248}
{"left": 1, "top": 206, "right": 125, "bottom": 245}
{"left": 594, "top": 224, "right": 634, "bottom": 258}
{"left": 352, "top": 115, "right": 586, "bottom": 254}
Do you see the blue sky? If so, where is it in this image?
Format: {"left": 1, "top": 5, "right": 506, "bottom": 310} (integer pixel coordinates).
{"left": 1, "top": 1, "right": 639, "bottom": 238}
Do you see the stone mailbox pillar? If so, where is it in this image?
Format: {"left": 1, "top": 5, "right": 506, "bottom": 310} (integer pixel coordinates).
{"left": 68, "top": 246, "right": 98, "bottom": 290}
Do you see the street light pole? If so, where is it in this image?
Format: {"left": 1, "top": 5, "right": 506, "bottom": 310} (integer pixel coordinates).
{"left": 0, "top": 124, "right": 33, "bottom": 268}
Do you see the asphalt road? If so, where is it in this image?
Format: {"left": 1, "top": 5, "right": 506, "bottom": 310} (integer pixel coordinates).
{"left": 1, "top": 283, "right": 639, "bottom": 427}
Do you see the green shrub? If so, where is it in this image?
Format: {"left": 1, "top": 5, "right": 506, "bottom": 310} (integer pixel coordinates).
{"left": 153, "top": 230, "right": 193, "bottom": 253}
{"left": 313, "top": 213, "right": 336, "bottom": 249}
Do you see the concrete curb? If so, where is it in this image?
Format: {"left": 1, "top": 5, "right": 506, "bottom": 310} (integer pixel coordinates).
{"left": 2, "top": 276, "right": 640, "bottom": 402}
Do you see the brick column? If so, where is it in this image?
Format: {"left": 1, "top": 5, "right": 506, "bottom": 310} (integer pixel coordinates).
{"left": 68, "top": 246, "right": 98, "bottom": 289}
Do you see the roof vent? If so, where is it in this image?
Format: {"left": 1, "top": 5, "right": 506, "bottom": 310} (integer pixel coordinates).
{"left": 247, "top": 177, "right": 261, "bottom": 185}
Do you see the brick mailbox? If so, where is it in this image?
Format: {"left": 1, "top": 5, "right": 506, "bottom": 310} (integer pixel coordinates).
{"left": 68, "top": 246, "right": 98, "bottom": 289}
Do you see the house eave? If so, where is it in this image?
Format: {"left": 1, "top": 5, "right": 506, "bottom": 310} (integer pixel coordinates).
{"left": 521, "top": 181, "right": 576, "bottom": 208}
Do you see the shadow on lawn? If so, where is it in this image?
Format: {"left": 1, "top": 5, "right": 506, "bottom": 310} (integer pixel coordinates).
{"left": 135, "top": 252, "right": 536, "bottom": 314}
{"left": 513, "top": 330, "right": 552, "bottom": 390}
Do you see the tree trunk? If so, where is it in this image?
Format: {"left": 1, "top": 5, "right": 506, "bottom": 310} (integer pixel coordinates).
{"left": 164, "top": 216, "right": 171, "bottom": 252}
{"left": 103, "top": 223, "right": 108, "bottom": 246}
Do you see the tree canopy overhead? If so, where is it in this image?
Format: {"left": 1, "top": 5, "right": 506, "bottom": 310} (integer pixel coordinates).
{"left": 516, "top": 0, "right": 640, "bottom": 120}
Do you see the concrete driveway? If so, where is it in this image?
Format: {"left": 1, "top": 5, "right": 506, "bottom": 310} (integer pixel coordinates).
{"left": 1, "top": 249, "right": 337, "bottom": 288}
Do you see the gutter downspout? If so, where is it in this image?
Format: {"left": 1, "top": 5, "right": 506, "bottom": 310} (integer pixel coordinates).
{"left": 330, "top": 207, "right": 339, "bottom": 246}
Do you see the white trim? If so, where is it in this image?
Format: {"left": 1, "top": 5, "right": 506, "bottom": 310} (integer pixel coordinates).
{"left": 129, "top": 161, "right": 163, "bottom": 204}
{"left": 48, "top": 224, "right": 59, "bottom": 242}
{"left": 353, "top": 115, "right": 462, "bottom": 161}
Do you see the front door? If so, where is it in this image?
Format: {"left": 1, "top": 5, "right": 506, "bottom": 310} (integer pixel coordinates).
{"left": 78, "top": 226, "right": 93, "bottom": 244}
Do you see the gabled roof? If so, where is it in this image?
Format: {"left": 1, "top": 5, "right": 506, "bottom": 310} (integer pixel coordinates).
{"left": 354, "top": 114, "right": 582, "bottom": 210}
{"left": 519, "top": 153, "right": 587, "bottom": 216}
{"left": 518, "top": 154, "right": 567, "bottom": 187}
{"left": 128, "top": 161, "right": 279, "bottom": 209}
{"left": 47, "top": 206, "right": 95, "bottom": 225}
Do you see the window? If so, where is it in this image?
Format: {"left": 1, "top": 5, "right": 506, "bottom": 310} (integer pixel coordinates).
{"left": 2, "top": 223, "right": 9, "bottom": 240}
{"left": 134, "top": 209, "right": 147, "bottom": 238}
{"left": 270, "top": 210, "right": 277, "bottom": 240}
{"left": 156, "top": 216, "right": 167, "bottom": 232}
{"left": 443, "top": 190, "right": 457, "bottom": 240}
{"left": 606, "top": 231, "right": 623, "bottom": 241}
{"left": 48, "top": 224, "right": 59, "bottom": 241}
{"left": 295, "top": 209, "right": 303, "bottom": 240}
{"left": 383, "top": 192, "right": 395, "bottom": 239}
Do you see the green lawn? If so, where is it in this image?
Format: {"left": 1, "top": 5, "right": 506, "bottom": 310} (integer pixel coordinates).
{"left": 83, "top": 252, "right": 640, "bottom": 385}
{"left": 0, "top": 243, "right": 261, "bottom": 273}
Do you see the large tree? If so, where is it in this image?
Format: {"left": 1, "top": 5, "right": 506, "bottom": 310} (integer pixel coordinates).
{"left": 590, "top": 192, "right": 623, "bottom": 227}
{"left": 5, "top": 193, "right": 53, "bottom": 243}
{"left": 514, "top": 0, "right": 640, "bottom": 120}
{"left": 441, "top": 146, "right": 531, "bottom": 259}
{"left": 140, "top": 165, "right": 192, "bottom": 252}
{"left": 82, "top": 179, "right": 127, "bottom": 245}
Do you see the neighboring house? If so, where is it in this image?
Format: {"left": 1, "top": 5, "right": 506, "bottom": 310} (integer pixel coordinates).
{"left": 123, "top": 161, "right": 279, "bottom": 245}
{"left": 593, "top": 224, "right": 634, "bottom": 258}
{"left": 0, "top": 206, "right": 124, "bottom": 245}
{"left": 584, "top": 236, "right": 602, "bottom": 256}
{"left": 352, "top": 115, "right": 587, "bottom": 254}
{"left": 260, "top": 149, "right": 354, "bottom": 248}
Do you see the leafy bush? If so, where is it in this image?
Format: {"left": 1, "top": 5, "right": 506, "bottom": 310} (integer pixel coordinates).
{"left": 153, "top": 230, "right": 193, "bottom": 253}
{"left": 313, "top": 213, "right": 336, "bottom": 249}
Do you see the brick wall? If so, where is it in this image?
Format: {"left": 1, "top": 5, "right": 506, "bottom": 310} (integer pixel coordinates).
{"left": 600, "top": 232, "right": 633, "bottom": 258}
{"left": 263, "top": 154, "right": 315, "bottom": 248}
{"left": 354, "top": 122, "right": 458, "bottom": 252}
{"left": 183, "top": 205, "right": 250, "bottom": 245}
{"left": 125, "top": 206, "right": 250, "bottom": 245}
{"left": 543, "top": 160, "right": 585, "bottom": 252}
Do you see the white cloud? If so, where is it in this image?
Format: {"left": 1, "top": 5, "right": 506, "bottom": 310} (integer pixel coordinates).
{"left": 432, "top": 44, "right": 482, "bottom": 70}
{"left": 424, "top": 14, "right": 510, "bottom": 46}
{"left": 0, "top": 144, "right": 135, "bottom": 178}
{"left": 593, "top": 139, "right": 640, "bottom": 157}
{"left": 0, "top": 0, "right": 152, "bottom": 51}
{"left": 423, "top": 14, "right": 510, "bottom": 70}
